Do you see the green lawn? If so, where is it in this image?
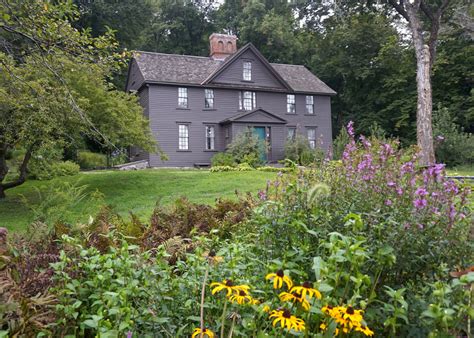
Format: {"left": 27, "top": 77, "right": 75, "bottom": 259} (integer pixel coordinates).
{"left": 0, "top": 169, "right": 275, "bottom": 232}
{"left": 446, "top": 165, "right": 474, "bottom": 176}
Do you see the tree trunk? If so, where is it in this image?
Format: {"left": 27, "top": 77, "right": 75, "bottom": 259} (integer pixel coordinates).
{"left": 0, "top": 144, "right": 34, "bottom": 199}
{"left": 407, "top": 3, "right": 436, "bottom": 166}
{"left": 0, "top": 186, "right": 5, "bottom": 199}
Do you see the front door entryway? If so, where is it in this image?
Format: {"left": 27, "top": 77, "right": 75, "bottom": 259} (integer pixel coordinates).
{"left": 253, "top": 127, "right": 268, "bottom": 162}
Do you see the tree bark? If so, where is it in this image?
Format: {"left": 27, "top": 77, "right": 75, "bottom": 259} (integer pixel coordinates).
{"left": 0, "top": 144, "right": 34, "bottom": 199}
{"left": 406, "top": 2, "right": 435, "bottom": 165}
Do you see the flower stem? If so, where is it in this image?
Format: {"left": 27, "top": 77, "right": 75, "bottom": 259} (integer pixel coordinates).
{"left": 227, "top": 315, "right": 236, "bottom": 338}
{"left": 220, "top": 298, "right": 228, "bottom": 338}
{"left": 200, "top": 264, "right": 210, "bottom": 338}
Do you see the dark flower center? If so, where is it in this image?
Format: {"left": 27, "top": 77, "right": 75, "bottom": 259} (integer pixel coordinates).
{"left": 208, "top": 250, "right": 216, "bottom": 257}
{"left": 225, "top": 280, "right": 234, "bottom": 287}
{"left": 303, "top": 281, "right": 312, "bottom": 288}
{"left": 276, "top": 269, "right": 284, "bottom": 277}
{"left": 346, "top": 306, "right": 355, "bottom": 315}
{"left": 239, "top": 290, "right": 246, "bottom": 296}
{"left": 282, "top": 309, "right": 291, "bottom": 318}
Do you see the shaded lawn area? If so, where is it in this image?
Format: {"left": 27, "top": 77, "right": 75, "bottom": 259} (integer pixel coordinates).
{"left": 0, "top": 169, "right": 275, "bottom": 232}
{"left": 446, "top": 165, "right": 474, "bottom": 176}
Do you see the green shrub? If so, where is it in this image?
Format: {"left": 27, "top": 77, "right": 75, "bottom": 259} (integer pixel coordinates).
{"left": 227, "top": 128, "right": 265, "bottom": 167}
{"left": 209, "top": 165, "right": 237, "bottom": 172}
{"left": 29, "top": 160, "right": 79, "bottom": 180}
{"left": 210, "top": 152, "right": 235, "bottom": 167}
{"left": 284, "top": 134, "right": 325, "bottom": 165}
{"left": 332, "top": 127, "right": 350, "bottom": 160}
{"left": 433, "top": 106, "right": 474, "bottom": 166}
{"left": 256, "top": 166, "right": 293, "bottom": 173}
{"left": 77, "top": 151, "right": 107, "bottom": 169}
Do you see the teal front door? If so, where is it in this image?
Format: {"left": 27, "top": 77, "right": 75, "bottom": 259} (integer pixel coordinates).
{"left": 253, "top": 127, "right": 267, "bottom": 161}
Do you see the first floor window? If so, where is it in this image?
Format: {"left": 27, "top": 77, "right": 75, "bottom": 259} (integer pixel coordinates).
{"left": 178, "top": 87, "right": 188, "bottom": 108}
{"left": 287, "top": 94, "right": 296, "bottom": 113}
{"left": 205, "top": 89, "right": 214, "bottom": 108}
{"left": 307, "top": 127, "right": 316, "bottom": 149}
{"left": 205, "top": 125, "right": 215, "bottom": 150}
{"left": 178, "top": 124, "right": 189, "bottom": 150}
{"left": 306, "top": 95, "right": 314, "bottom": 114}
{"left": 287, "top": 127, "right": 296, "bottom": 141}
{"left": 239, "top": 91, "right": 256, "bottom": 111}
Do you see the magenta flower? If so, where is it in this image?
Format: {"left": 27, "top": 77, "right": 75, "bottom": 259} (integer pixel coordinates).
{"left": 415, "top": 187, "right": 428, "bottom": 196}
{"left": 347, "top": 121, "right": 355, "bottom": 137}
{"left": 258, "top": 190, "right": 267, "bottom": 201}
{"left": 413, "top": 199, "right": 427, "bottom": 209}
{"left": 384, "top": 199, "right": 392, "bottom": 206}
{"left": 387, "top": 181, "right": 396, "bottom": 187}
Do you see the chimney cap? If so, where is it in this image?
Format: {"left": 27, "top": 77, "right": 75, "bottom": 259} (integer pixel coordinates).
{"left": 209, "top": 33, "right": 238, "bottom": 40}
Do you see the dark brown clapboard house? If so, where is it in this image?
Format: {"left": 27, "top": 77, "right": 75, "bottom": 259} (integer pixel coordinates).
{"left": 125, "top": 33, "right": 335, "bottom": 167}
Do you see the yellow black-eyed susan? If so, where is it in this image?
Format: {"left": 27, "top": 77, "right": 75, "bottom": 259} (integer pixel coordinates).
{"left": 191, "top": 328, "right": 215, "bottom": 338}
{"left": 269, "top": 309, "right": 305, "bottom": 332}
{"left": 342, "top": 306, "right": 364, "bottom": 324}
{"left": 265, "top": 269, "right": 293, "bottom": 289}
{"left": 356, "top": 325, "right": 375, "bottom": 336}
{"left": 210, "top": 280, "right": 250, "bottom": 296}
{"left": 279, "top": 291, "right": 310, "bottom": 311}
{"left": 290, "top": 281, "right": 322, "bottom": 300}
{"left": 228, "top": 290, "right": 253, "bottom": 305}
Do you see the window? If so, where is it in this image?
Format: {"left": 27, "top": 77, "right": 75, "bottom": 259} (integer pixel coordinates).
{"left": 287, "top": 127, "right": 296, "bottom": 141}
{"left": 178, "top": 124, "right": 189, "bottom": 150}
{"left": 243, "top": 61, "right": 252, "bottom": 81}
{"left": 287, "top": 94, "right": 296, "bottom": 113}
{"left": 306, "top": 95, "right": 314, "bottom": 114}
{"left": 178, "top": 87, "right": 188, "bottom": 108}
{"left": 204, "top": 89, "right": 214, "bottom": 108}
{"left": 307, "top": 127, "right": 316, "bottom": 149}
{"left": 239, "top": 91, "right": 256, "bottom": 111}
{"left": 205, "top": 125, "right": 215, "bottom": 150}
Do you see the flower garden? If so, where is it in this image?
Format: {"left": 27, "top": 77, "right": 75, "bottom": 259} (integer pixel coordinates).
{"left": 0, "top": 125, "right": 472, "bottom": 337}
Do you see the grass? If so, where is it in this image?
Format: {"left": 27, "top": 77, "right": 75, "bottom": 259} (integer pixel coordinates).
{"left": 446, "top": 165, "right": 474, "bottom": 176}
{"left": 0, "top": 169, "right": 275, "bottom": 232}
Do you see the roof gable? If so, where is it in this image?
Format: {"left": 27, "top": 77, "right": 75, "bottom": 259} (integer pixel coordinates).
{"left": 220, "top": 108, "right": 287, "bottom": 125}
{"left": 202, "top": 43, "right": 292, "bottom": 91}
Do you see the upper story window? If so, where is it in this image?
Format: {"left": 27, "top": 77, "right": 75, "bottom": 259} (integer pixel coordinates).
{"left": 306, "top": 95, "right": 314, "bottom": 114}
{"left": 205, "top": 89, "right": 214, "bottom": 109}
{"left": 239, "top": 91, "right": 256, "bottom": 111}
{"left": 307, "top": 127, "right": 316, "bottom": 149}
{"left": 178, "top": 87, "right": 188, "bottom": 108}
{"left": 205, "top": 125, "right": 215, "bottom": 150}
{"left": 287, "top": 94, "right": 296, "bottom": 114}
{"left": 243, "top": 61, "right": 252, "bottom": 81}
{"left": 178, "top": 124, "right": 189, "bottom": 150}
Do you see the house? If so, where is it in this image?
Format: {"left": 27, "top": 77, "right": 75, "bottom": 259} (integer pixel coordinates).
{"left": 125, "top": 33, "right": 336, "bottom": 167}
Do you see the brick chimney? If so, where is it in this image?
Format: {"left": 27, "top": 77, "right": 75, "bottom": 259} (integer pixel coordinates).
{"left": 209, "top": 33, "right": 238, "bottom": 60}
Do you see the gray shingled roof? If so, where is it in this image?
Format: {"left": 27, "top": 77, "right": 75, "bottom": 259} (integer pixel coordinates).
{"left": 133, "top": 50, "right": 336, "bottom": 95}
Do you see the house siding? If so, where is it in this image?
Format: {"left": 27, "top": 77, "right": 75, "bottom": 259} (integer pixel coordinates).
{"left": 213, "top": 49, "right": 285, "bottom": 90}
{"left": 144, "top": 84, "right": 332, "bottom": 167}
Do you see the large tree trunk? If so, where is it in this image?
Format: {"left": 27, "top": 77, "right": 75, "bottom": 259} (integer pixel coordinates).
{"left": 407, "top": 3, "right": 436, "bottom": 166}
{"left": 0, "top": 143, "right": 33, "bottom": 199}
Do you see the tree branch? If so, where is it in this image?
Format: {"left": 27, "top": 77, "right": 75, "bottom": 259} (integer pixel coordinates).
{"left": 1, "top": 144, "right": 34, "bottom": 190}
{"left": 387, "top": 0, "right": 409, "bottom": 21}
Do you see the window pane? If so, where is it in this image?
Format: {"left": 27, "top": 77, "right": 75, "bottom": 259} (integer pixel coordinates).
{"left": 205, "top": 89, "right": 214, "bottom": 108}
{"left": 306, "top": 95, "right": 314, "bottom": 114}
{"left": 287, "top": 128, "right": 296, "bottom": 140}
{"left": 206, "top": 126, "right": 215, "bottom": 150}
{"left": 307, "top": 128, "right": 316, "bottom": 149}
{"left": 243, "top": 61, "right": 252, "bottom": 81}
{"left": 178, "top": 87, "right": 188, "bottom": 108}
{"left": 287, "top": 94, "right": 295, "bottom": 113}
{"left": 179, "top": 124, "right": 189, "bottom": 150}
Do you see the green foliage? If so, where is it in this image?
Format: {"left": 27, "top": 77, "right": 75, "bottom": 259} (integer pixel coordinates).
{"left": 210, "top": 152, "right": 235, "bottom": 167}
{"left": 257, "top": 166, "right": 294, "bottom": 173}
{"left": 433, "top": 106, "right": 474, "bottom": 166}
{"left": 284, "top": 134, "right": 325, "bottom": 165}
{"left": 77, "top": 151, "right": 107, "bottom": 170}
{"left": 332, "top": 127, "right": 350, "bottom": 160}
{"left": 209, "top": 163, "right": 254, "bottom": 172}
{"left": 226, "top": 129, "right": 265, "bottom": 167}
{"left": 29, "top": 161, "right": 80, "bottom": 181}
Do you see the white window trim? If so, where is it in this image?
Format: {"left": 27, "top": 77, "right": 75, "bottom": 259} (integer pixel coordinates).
{"left": 243, "top": 61, "right": 252, "bottom": 81}
{"left": 178, "top": 124, "right": 189, "bottom": 150}
{"left": 205, "top": 125, "right": 215, "bottom": 150}
{"left": 204, "top": 89, "right": 214, "bottom": 109}
{"left": 178, "top": 87, "right": 188, "bottom": 108}
{"left": 306, "top": 95, "right": 314, "bottom": 114}
{"left": 287, "top": 94, "right": 296, "bottom": 114}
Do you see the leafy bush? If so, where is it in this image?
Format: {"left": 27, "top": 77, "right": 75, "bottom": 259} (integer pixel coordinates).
{"left": 77, "top": 151, "right": 107, "bottom": 169}
{"left": 332, "top": 126, "right": 350, "bottom": 160}
{"left": 210, "top": 152, "right": 235, "bottom": 167}
{"left": 29, "top": 160, "right": 79, "bottom": 180}
{"left": 227, "top": 128, "right": 265, "bottom": 167}
{"left": 284, "top": 134, "right": 325, "bottom": 165}
{"left": 210, "top": 163, "right": 255, "bottom": 172}
{"left": 256, "top": 166, "right": 293, "bottom": 173}
{"left": 433, "top": 106, "right": 474, "bottom": 166}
